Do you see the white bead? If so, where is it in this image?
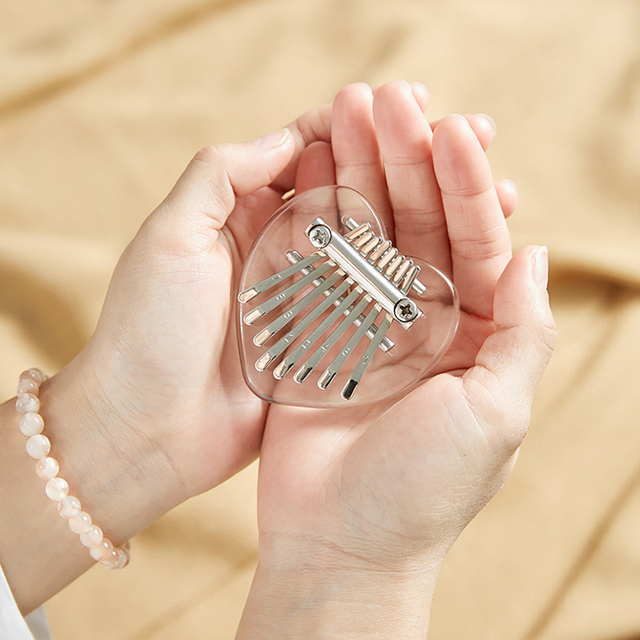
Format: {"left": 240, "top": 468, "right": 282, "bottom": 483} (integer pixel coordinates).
{"left": 69, "top": 511, "right": 92, "bottom": 534}
{"left": 26, "top": 435, "right": 50, "bottom": 459}
{"left": 113, "top": 548, "right": 129, "bottom": 569}
{"left": 45, "top": 477, "right": 69, "bottom": 501}
{"left": 16, "top": 378, "right": 39, "bottom": 396}
{"left": 119, "top": 544, "right": 131, "bottom": 568}
{"left": 20, "top": 412, "right": 44, "bottom": 436}
{"left": 19, "top": 368, "right": 47, "bottom": 385}
{"left": 80, "top": 525, "right": 103, "bottom": 548}
{"left": 90, "top": 539, "right": 113, "bottom": 561}
{"left": 35, "top": 457, "right": 59, "bottom": 480}
{"left": 57, "top": 496, "right": 81, "bottom": 519}
{"left": 16, "top": 393, "right": 40, "bottom": 415}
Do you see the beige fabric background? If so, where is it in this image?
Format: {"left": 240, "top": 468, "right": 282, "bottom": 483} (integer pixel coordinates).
{"left": 1, "top": 0, "right": 639, "bottom": 638}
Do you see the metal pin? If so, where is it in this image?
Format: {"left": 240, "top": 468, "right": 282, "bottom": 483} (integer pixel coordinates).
{"left": 400, "top": 265, "right": 420, "bottom": 293}
{"left": 367, "top": 239, "right": 391, "bottom": 263}
{"left": 238, "top": 252, "right": 324, "bottom": 302}
{"left": 318, "top": 304, "right": 382, "bottom": 390}
{"left": 343, "top": 217, "right": 426, "bottom": 294}
{"left": 294, "top": 294, "right": 371, "bottom": 383}
{"left": 392, "top": 259, "right": 413, "bottom": 285}
{"left": 273, "top": 285, "right": 361, "bottom": 379}
{"left": 243, "top": 260, "right": 334, "bottom": 325}
{"left": 256, "top": 279, "right": 355, "bottom": 373}
{"left": 341, "top": 313, "right": 393, "bottom": 400}
{"left": 344, "top": 222, "right": 370, "bottom": 241}
{"left": 253, "top": 270, "right": 346, "bottom": 346}
{"left": 375, "top": 247, "right": 397, "bottom": 272}
{"left": 385, "top": 255, "right": 405, "bottom": 278}
{"left": 360, "top": 236, "right": 381, "bottom": 257}
{"left": 352, "top": 231, "right": 374, "bottom": 249}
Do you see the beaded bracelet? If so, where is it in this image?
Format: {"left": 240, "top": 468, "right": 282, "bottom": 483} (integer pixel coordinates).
{"left": 15, "top": 368, "right": 130, "bottom": 570}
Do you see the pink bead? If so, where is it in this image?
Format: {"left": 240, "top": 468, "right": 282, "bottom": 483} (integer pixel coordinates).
{"left": 100, "top": 549, "right": 121, "bottom": 569}
{"left": 35, "top": 457, "right": 59, "bottom": 480}
{"left": 45, "top": 477, "right": 69, "bottom": 501}
{"left": 69, "top": 511, "right": 92, "bottom": 534}
{"left": 19, "top": 368, "right": 47, "bottom": 385}
{"left": 80, "top": 525, "right": 103, "bottom": 548}
{"left": 89, "top": 539, "right": 113, "bottom": 561}
{"left": 57, "top": 496, "right": 81, "bottom": 519}
{"left": 20, "top": 412, "right": 44, "bottom": 436}
{"left": 26, "top": 434, "right": 50, "bottom": 459}
{"left": 16, "top": 378, "right": 39, "bottom": 396}
{"left": 16, "top": 393, "right": 40, "bottom": 415}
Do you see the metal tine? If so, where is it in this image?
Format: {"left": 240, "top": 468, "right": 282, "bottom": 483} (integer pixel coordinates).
{"left": 385, "top": 255, "right": 405, "bottom": 278}
{"left": 255, "top": 278, "right": 354, "bottom": 372}
{"left": 400, "top": 265, "right": 421, "bottom": 293}
{"left": 273, "top": 286, "right": 362, "bottom": 380}
{"left": 341, "top": 313, "right": 393, "bottom": 400}
{"left": 344, "top": 222, "right": 370, "bottom": 242}
{"left": 253, "top": 270, "right": 347, "bottom": 346}
{"left": 317, "top": 304, "right": 382, "bottom": 390}
{"left": 352, "top": 231, "right": 374, "bottom": 249}
{"left": 243, "top": 260, "right": 334, "bottom": 325}
{"left": 286, "top": 250, "right": 395, "bottom": 351}
{"left": 238, "top": 252, "right": 324, "bottom": 303}
{"left": 375, "top": 247, "right": 398, "bottom": 272}
{"left": 359, "top": 236, "right": 381, "bottom": 257}
{"left": 367, "top": 239, "right": 391, "bottom": 264}
{"left": 392, "top": 259, "right": 413, "bottom": 285}
{"left": 294, "top": 294, "right": 371, "bottom": 384}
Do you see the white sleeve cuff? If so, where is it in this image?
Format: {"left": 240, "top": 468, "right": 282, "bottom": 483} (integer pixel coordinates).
{"left": 0, "top": 561, "right": 52, "bottom": 640}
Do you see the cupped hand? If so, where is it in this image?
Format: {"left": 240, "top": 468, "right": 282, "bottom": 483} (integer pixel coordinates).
{"left": 255, "top": 81, "right": 556, "bottom": 571}
{"left": 58, "top": 107, "right": 334, "bottom": 506}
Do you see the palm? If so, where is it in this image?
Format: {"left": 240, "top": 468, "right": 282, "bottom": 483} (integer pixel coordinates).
{"left": 83, "top": 110, "right": 333, "bottom": 499}
{"left": 256, "top": 82, "right": 516, "bottom": 558}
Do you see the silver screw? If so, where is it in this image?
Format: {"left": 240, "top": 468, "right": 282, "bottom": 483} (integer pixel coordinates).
{"left": 308, "top": 224, "right": 332, "bottom": 248}
{"left": 394, "top": 298, "right": 418, "bottom": 322}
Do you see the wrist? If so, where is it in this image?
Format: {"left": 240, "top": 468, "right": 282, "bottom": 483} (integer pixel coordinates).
{"left": 236, "top": 533, "right": 443, "bottom": 639}
{"left": 39, "top": 355, "right": 185, "bottom": 542}
{"left": 0, "top": 358, "right": 184, "bottom": 613}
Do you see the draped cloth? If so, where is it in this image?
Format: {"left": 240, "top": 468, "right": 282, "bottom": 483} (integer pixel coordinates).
{"left": 1, "top": 1, "right": 638, "bottom": 638}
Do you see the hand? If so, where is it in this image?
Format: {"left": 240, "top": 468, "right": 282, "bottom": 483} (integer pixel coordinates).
{"left": 1, "top": 103, "right": 340, "bottom": 614}
{"left": 41, "top": 107, "right": 336, "bottom": 523}
{"left": 237, "top": 81, "right": 556, "bottom": 637}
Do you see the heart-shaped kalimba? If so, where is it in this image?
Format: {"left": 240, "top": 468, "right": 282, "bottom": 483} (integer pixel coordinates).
{"left": 237, "top": 185, "right": 460, "bottom": 408}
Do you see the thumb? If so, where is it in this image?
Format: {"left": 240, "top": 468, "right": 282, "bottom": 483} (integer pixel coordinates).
{"left": 464, "top": 245, "right": 557, "bottom": 447}
{"left": 150, "top": 128, "right": 295, "bottom": 240}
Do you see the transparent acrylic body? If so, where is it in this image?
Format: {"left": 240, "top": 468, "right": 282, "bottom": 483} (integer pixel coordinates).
{"left": 236, "top": 186, "right": 460, "bottom": 408}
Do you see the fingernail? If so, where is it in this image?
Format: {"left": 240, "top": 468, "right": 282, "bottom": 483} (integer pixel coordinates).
{"left": 447, "top": 113, "right": 471, "bottom": 128}
{"left": 476, "top": 113, "right": 497, "bottom": 136}
{"left": 499, "top": 178, "right": 518, "bottom": 196}
{"left": 409, "top": 81, "right": 429, "bottom": 104}
{"left": 410, "top": 80, "right": 428, "bottom": 91}
{"left": 532, "top": 245, "right": 549, "bottom": 289}
{"left": 251, "top": 128, "right": 291, "bottom": 149}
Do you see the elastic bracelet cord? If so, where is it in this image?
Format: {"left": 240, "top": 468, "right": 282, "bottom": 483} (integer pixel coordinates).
{"left": 15, "top": 368, "right": 131, "bottom": 570}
